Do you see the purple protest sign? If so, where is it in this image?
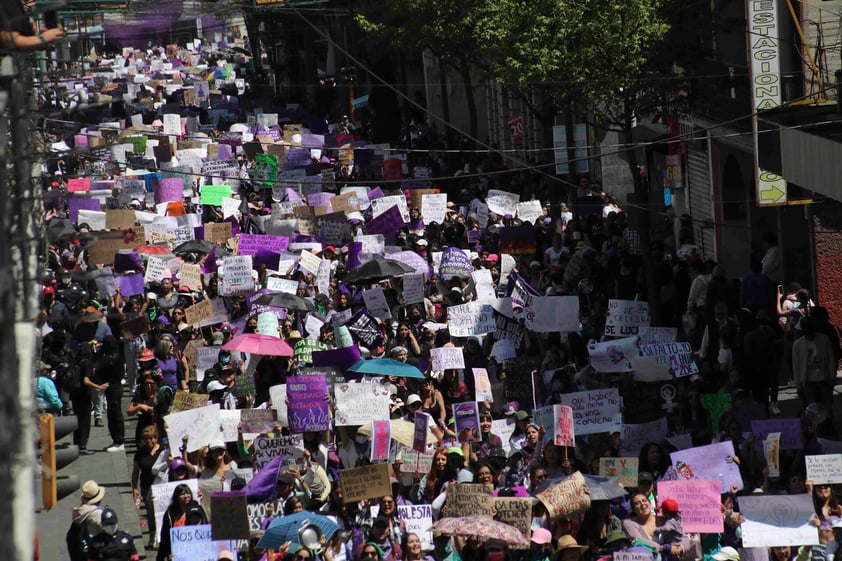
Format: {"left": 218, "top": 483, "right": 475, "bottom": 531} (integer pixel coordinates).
{"left": 284, "top": 188, "right": 303, "bottom": 202}
{"left": 252, "top": 250, "right": 281, "bottom": 270}
{"left": 366, "top": 205, "right": 404, "bottom": 237}
{"left": 413, "top": 411, "right": 429, "bottom": 453}
{"left": 118, "top": 273, "right": 146, "bottom": 297}
{"left": 68, "top": 198, "right": 101, "bottom": 223}
{"left": 751, "top": 418, "right": 802, "bottom": 452}
{"left": 237, "top": 234, "right": 289, "bottom": 256}
{"left": 155, "top": 177, "right": 185, "bottom": 204}
{"left": 308, "top": 192, "right": 334, "bottom": 209}
{"left": 453, "top": 402, "right": 480, "bottom": 442}
{"left": 347, "top": 241, "right": 363, "bottom": 270}
{"left": 286, "top": 375, "right": 330, "bottom": 433}
{"left": 467, "top": 230, "right": 483, "bottom": 244}
{"left": 439, "top": 247, "right": 473, "bottom": 279}
{"left": 367, "top": 186, "right": 385, "bottom": 200}
{"left": 385, "top": 251, "right": 431, "bottom": 275}
{"left": 312, "top": 346, "right": 361, "bottom": 369}
{"left": 286, "top": 148, "right": 312, "bottom": 168}
{"left": 217, "top": 144, "right": 232, "bottom": 160}
{"left": 371, "top": 420, "right": 391, "bottom": 461}
{"left": 301, "top": 133, "right": 325, "bottom": 147}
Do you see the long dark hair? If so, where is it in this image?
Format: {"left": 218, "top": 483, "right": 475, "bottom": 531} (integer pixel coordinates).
{"left": 168, "top": 484, "right": 194, "bottom": 514}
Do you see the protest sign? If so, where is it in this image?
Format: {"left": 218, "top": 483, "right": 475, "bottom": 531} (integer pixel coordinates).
{"left": 219, "top": 410, "right": 241, "bottom": 442}
{"left": 421, "top": 193, "right": 448, "bottom": 224}
{"left": 334, "top": 383, "right": 391, "bottom": 426}
{"left": 402, "top": 273, "right": 425, "bottom": 304}
{"left": 257, "top": 311, "right": 280, "bottom": 338}
{"left": 637, "top": 327, "right": 678, "bottom": 345}
{"left": 340, "top": 463, "right": 392, "bottom": 503}
{"left": 805, "top": 454, "right": 842, "bottom": 485}
{"left": 494, "top": 497, "right": 532, "bottom": 542}
{"left": 444, "top": 484, "right": 494, "bottom": 517}
{"left": 554, "top": 405, "right": 575, "bottom": 447}
{"left": 371, "top": 195, "right": 410, "bottom": 223}
{"left": 536, "top": 471, "right": 591, "bottom": 518}
{"left": 67, "top": 177, "right": 91, "bottom": 192}
{"left": 629, "top": 354, "right": 673, "bottom": 382}
{"left": 298, "top": 250, "right": 322, "bottom": 275}
{"left": 180, "top": 263, "right": 202, "bottom": 291}
{"left": 486, "top": 190, "right": 519, "bottom": 216}
{"left": 293, "top": 339, "right": 326, "bottom": 365}
{"left": 739, "top": 494, "right": 819, "bottom": 547}
{"left": 620, "top": 417, "right": 669, "bottom": 456}
{"left": 413, "top": 411, "right": 429, "bottom": 453}
{"left": 604, "top": 300, "right": 650, "bottom": 336}
{"left": 453, "top": 402, "right": 480, "bottom": 441}
{"left": 670, "top": 440, "right": 744, "bottom": 492}
{"left": 237, "top": 233, "right": 289, "bottom": 256}
{"left": 430, "top": 347, "right": 465, "bottom": 371}
{"left": 221, "top": 255, "right": 254, "bottom": 294}
{"left": 211, "top": 492, "right": 250, "bottom": 540}
{"left": 751, "top": 418, "right": 803, "bottom": 452}
{"left": 439, "top": 247, "right": 472, "bottom": 279}
{"left": 447, "top": 302, "right": 496, "bottom": 337}
{"left": 371, "top": 420, "right": 391, "bottom": 461}
{"left": 344, "top": 310, "right": 382, "bottom": 348}
{"left": 170, "top": 524, "right": 237, "bottom": 561}
{"left": 240, "top": 409, "right": 277, "bottom": 434}
{"left": 516, "top": 200, "right": 543, "bottom": 223}
{"left": 201, "top": 184, "right": 232, "bottom": 206}
{"left": 204, "top": 221, "right": 232, "bottom": 244}
{"left": 164, "top": 404, "right": 222, "bottom": 456}
{"left": 253, "top": 434, "right": 306, "bottom": 470}
{"left": 144, "top": 256, "right": 168, "bottom": 284}
{"left": 473, "top": 368, "right": 493, "bottom": 402}
{"left": 587, "top": 337, "right": 636, "bottom": 373}
{"left": 152, "top": 479, "right": 200, "bottom": 541}
{"left": 765, "top": 432, "right": 782, "bottom": 477}
{"left": 170, "top": 391, "right": 209, "bottom": 413}
{"left": 598, "top": 457, "right": 639, "bottom": 488}
{"left": 557, "top": 389, "right": 622, "bottom": 436}
{"left": 105, "top": 209, "right": 137, "bottom": 230}
{"left": 286, "top": 375, "right": 329, "bottom": 432}
{"left": 398, "top": 504, "right": 434, "bottom": 550}
{"left": 362, "top": 286, "right": 392, "bottom": 319}
{"left": 366, "top": 204, "right": 405, "bottom": 236}
{"left": 268, "top": 384, "right": 289, "bottom": 427}
{"left": 657, "top": 480, "right": 723, "bottom": 533}
{"left": 185, "top": 299, "right": 213, "bottom": 327}
{"left": 524, "top": 296, "right": 580, "bottom": 332}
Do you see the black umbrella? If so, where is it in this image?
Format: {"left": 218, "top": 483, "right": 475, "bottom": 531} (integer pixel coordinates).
{"left": 46, "top": 218, "right": 76, "bottom": 243}
{"left": 342, "top": 258, "right": 417, "bottom": 285}
{"left": 252, "top": 292, "right": 315, "bottom": 312}
{"left": 173, "top": 239, "right": 215, "bottom": 255}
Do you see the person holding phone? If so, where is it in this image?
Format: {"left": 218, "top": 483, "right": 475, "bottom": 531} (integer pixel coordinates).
{"left": 1, "top": 0, "right": 66, "bottom": 51}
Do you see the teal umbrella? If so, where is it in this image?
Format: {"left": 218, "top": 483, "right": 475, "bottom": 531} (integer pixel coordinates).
{"left": 346, "top": 358, "right": 425, "bottom": 379}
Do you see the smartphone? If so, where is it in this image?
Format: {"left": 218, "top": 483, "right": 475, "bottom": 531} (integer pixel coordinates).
{"left": 777, "top": 284, "right": 783, "bottom": 293}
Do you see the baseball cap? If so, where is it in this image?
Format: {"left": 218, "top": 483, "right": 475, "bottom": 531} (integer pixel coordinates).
{"left": 169, "top": 458, "right": 187, "bottom": 470}
{"left": 638, "top": 472, "right": 654, "bottom": 483}
{"left": 208, "top": 439, "right": 226, "bottom": 452}
{"left": 101, "top": 507, "right": 118, "bottom": 526}
{"left": 407, "top": 394, "right": 422, "bottom": 406}
{"left": 660, "top": 498, "right": 680, "bottom": 514}
{"left": 207, "top": 380, "right": 227, "bottom": 393}
{"left": 515, "top": 410, "right": 530, "bottom": 422}
{"left": 531, "top": 528, "right": 552, "bottom": 545}
{"left": 712, "top": 547, "right": 740, "bottom": 561}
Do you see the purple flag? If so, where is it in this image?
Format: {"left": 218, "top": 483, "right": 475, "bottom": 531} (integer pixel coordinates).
{"left": 366, "top": 205, "right": 404, "bottom": 237}
{"left": 201, "top": 246, "right": 218, "bottom": 275}
{"left": 118, "top": 273, "right": 146, "bottom": 297}
{"left": 242, "top": 454, "right": 282, "bottom": 504}
{"left": 312, "top": 346, "right": 361, "bottom": 369}
{"left": 347, "top": 241, "right": 363, "bottom": 270}
{"left": 68, "top": 198, "right": 101, "bottom": 223}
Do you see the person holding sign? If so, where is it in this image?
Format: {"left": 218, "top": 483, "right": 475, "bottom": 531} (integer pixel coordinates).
{"left": 466, "top": 411, "right": 503, "bottom": 464}
{"left": 156, "top": 484, "right": 207, "bottom": 561}
{"left": 809, "top": 481, "right": 842, "bottom": 521}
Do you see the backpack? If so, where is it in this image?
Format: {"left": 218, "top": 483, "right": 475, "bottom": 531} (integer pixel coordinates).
{"left": 66, "top": 521, "right": 89, "bottom": 561}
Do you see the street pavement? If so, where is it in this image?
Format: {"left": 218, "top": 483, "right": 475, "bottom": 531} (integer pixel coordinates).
{"left": 36, "top": 394, "right": 150, "bottom": 560}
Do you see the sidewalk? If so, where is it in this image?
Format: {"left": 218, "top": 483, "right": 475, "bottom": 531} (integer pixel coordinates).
{"left": 36, "top": 395, "right": 150, "bottom": 560}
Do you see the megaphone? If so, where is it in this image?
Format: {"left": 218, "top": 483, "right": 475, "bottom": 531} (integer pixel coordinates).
{"left": 298, "top": 521, "right": 325, "bottom": 554}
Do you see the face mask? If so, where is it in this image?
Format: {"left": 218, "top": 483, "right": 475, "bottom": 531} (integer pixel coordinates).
{"left": 355, "top": 435, "right": 369, "bottom": 446}
{"left": 102, "top": 523, "right": 118, "bottom": 535}
{"left": 220, "top": 355, "right": 230, "bottom": 365}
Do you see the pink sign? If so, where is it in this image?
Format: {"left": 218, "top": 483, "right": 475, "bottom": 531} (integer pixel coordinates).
{"left": 371, "top": 420, "right": 391, "bottom": 461}
{"left": 67, "top": 178, "right": 91, "bottom": 193}
{"left": 554, "top": 405, "right": 575, "bottom": 447}
{"left": 656, "top": 480, "right": 724, "bottom": 533}
{"left": 155, "top": 178, "right": 185, "bottom": 204}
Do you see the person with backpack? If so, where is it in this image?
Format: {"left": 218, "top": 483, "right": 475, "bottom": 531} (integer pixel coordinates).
{"left": 67, "top": 480, "right": 106, "bottom": 561}
{"left": 87, "top": 507, "right": 139, "bottom": 561}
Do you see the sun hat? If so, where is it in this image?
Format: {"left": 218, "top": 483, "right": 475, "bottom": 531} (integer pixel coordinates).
{"left": 555, "top": 535, "right": 587, "bottom": 552}
{"left": 712, "top": 547, "right": 740, "bottom": 561}
{"left": 81, "top": 480, "right": 106, "bottom": 504}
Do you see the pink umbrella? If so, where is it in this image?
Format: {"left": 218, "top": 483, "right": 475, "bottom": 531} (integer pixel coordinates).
{"left": 221, "top": 334, "right": 294, "bottom": 356}
{"left": 431, "top": 516, "right": 529, "bottom": 548}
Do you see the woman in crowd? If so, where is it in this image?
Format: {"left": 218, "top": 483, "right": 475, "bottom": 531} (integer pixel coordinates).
{"left": 622, "top": 493, "right": 685, "bottom": 558}
{"left": 131, "top": 425, "right": 165, "bottom": 550}
{"left": 156, "top": 484, "right": 207, "bottom": 561}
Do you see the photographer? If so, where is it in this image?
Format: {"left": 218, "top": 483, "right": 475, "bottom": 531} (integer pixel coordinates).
{"left": 1, "top": 0, "right": 66, "bottom": 51}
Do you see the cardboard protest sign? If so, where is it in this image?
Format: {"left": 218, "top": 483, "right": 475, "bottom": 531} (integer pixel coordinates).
{"left": 739, "top": 494, "right": 819, "bottom": 547}
{"left": 152, "top": 480, "right": 199, "bottom": 541}
{"left": 493, "top": 497, "right": 532, "bottom": 542}
{"left": 211, "top": 492, "right": 250, "bottom": 540}
{"left": 164, "top": 404, "right": 222, "bottom": 456}
{"left": 204, "top": 221, "right": 232, "bottom": 244}
{"left": 447, "top": 302, "right": 496, "bottom": 337}
{"left": 170, "top": 391, "right": 209, "bottom": 413}
{"left": 430, "top": 347, "right": 465, "bottom": 371}
{"left": 443, "top": 483, "right": 494, "bottom": 517}
{"left": 670, "top": 440, "right": 744, "bottom": 492}
{"left": 536, "top": 471, "right": 591, "bottom": 518}
{"left": 398, "top": 504, "right": 434, "bottom": 550}
{"left": 605, "top": 299, "right": 650, "bottom": 337}
{"left": 334, "top": 383, "right": 391, "bottom": 426}
{"left": 340, "top": 463, "right": 391, "bottom": 503}
{"left": 105, "top": 209, "right": 137, "bottom": 230}
{"left": 286, "top": 375, "right": 329, "bottom": 432}
{"left": 598, "top": 457, "right": 639, "bottom": 488}
{"left": 657, "top": 480, "right": 723, "bottom": 533}
{"left": 805, "top": 454, "right": 842, "bottom": 485}
{"left": 253, "top": 434, "right": 306, "bottom": 470}
{"left": 557, "top": 389, "right": 622, "bottom": 436}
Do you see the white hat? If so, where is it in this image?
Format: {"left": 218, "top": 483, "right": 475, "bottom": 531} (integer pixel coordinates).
{"left": 208, "top": 439, "right": 226, "bottom": 452}
{"left": 207, "top": 380, "right": 227, "bottom": 393}
{"left": 415, "top": 239, "right": 428, "bottom": 247}
{"left": 407, "top": 394, "right": 422, "bottom": 406}
{"left": 712, "top": 547, "right": 740, "bottom": 561}
{"left": 80, "top": 480, "right": 106, "bottom": 504}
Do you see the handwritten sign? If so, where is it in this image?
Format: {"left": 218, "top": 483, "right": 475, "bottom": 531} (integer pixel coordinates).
{"left": 240, "top": 409, "right": 277, "bottom": 434}
{"left": 362, "top": 286, "right": 392, "bottom": 319}
{"left": 588, "top": 337, "right": 636, "bottom": 373}
{"left": 557, "top": 389, "right": 622, "bottom": 436}
{"left": 447, "top": 302, "right": 496, "bottom": 337}
{"left": 598, "top": 457, "right": 639, "bottom": 488}
{"left": 524, "top": 296, "right": 580, "bottom": 332}
{"left": 430, "top": 347, "right": 465, "bottom": 371}
{"left": 739, "top": 493, "right": 819, "bottom": 547}
{"left": 439, "top": 247, "right": 473, "bottom": 279}
{"left": 237, "top": 234, "right": 289, "bottom": 256}
{"left": 221, "top": 255, "right": 254, "bottom": 295}
{"left": 398, "top": 504, "right": 434, "bottom": 550}
{"left": 170, "top": 391, "right": 210, "bottom": 413}
{"left": 670, "top": 440, "right": 744, "bottom": 492}
{"left": 444, "top": 483, "right": 494, "bottom": 517}
{"left": 152, "top": 479, "right": 199, "bottom": 541}
{"left": 201, "top": 184, "right": 232, "bottom": 207}
{"left": 170, "top": 524, "right": 237, "bottom": 561}
{"left": 334, "top": 383, "right": 391, "bottom": 426}
{"left": 536, "top": 471, "right": 591, "bottom": 518}
{"left": 657, "top": 480, "right": 723, "bottom": 533}
{"left": 805, "top": 454, "right": 842, "bottom": 485}
{"left": 403, "top": 273, "right": 425, "bottom": 305}
{"left": 421, "top": 193, "right": 448, "bottom": 224}
{"left": 253, "top": 434, "right": 306, "bottom": 470}
{"left": 620, "top": 417, "right": 669, "bottom": 456}
{"left": 286, "top": 375, "right": 329, "bottom": 432}
{"left": 493, "top": 497, "right": 532, "bottom": 542}
{"left": 164, "top": 404, "right": 222, "bottom": 457}
{"left": 554, "top": 405, "right": 575, "bottom": 447}
{"left": 340, "top": 463, "right": 392, "bottom": 503}
{"left": 605, "top": 299, "right": 650, "bottom": 336}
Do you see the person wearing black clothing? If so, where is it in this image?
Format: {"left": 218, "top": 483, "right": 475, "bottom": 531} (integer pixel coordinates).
{"left": 86, "top": 507, "right": 138, "bottom": 561}
{"left": 72, "top": 342, "right": 95, "bottom": 454}
{"left": 0, "top": 0, "right": 66, "bottom": 51}
{"left": 93, "top": 335, "right": 126, "bottom": 452}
